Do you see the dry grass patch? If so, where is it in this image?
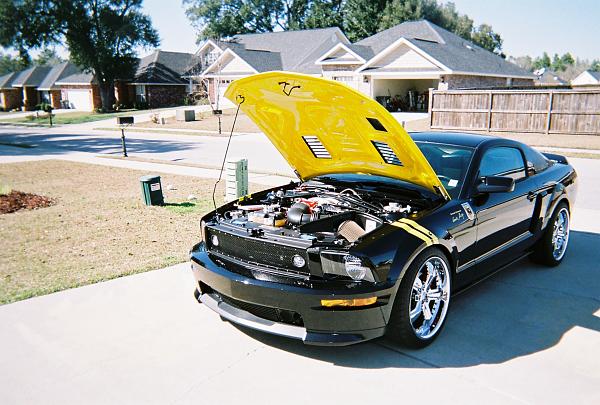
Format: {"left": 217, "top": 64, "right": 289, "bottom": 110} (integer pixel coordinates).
{"left": 134, "top": 109, "right": 261, "bottom": 133}
{"left": 0, "top": 160, "right": 267, "bottom": 304}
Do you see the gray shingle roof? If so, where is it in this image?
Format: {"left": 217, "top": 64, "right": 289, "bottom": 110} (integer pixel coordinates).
{"left": 193, "top": 27, "right": 347, "bottom": 74}
{"left": 0, "top": 72, "right": 19, "bottom": 89}
{"left": 11, "top": 66, "right": 53, "bottom": 87}
{"left": 357, "top": 20, "right": 534, "bottom": 78}
{"left": 55, "top": 71, "right": 96, "bottom": 85}
{"left": 221, "top": 42, "right": 283, "bottom": 72}
{"left": 535, "top": 69, "right": 567, "bottom": 85}
{"left": 347, "top": 44, "right": 375, "bottom": 61}
{"left": 132, "top": 50, "right": 194, "bottom": 84}
{"left": 586, "top": 70, "right": 600, "bottom": 81}
{"left": 38, "top": 62, "right": 83, "bottom": 90}
{"left": 229, "top": 27, "right": 346, "bottom": 73}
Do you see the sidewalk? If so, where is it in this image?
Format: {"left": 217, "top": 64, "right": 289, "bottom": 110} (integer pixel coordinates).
{"left": 0, "top": 144, "right": 293, "bottom": 187}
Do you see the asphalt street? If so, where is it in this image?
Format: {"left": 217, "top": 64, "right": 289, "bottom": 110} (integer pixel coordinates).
{"left": 0, "top": 125, "right": 599, "bottom": 404}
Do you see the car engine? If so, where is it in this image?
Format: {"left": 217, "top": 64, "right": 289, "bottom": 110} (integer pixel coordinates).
{"left": 215, "top": 183, "right": 415, "bottom": 247}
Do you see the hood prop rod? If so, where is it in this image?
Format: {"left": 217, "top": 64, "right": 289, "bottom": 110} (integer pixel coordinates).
{"left": 211, "top": 95, "right": 245, "bottom": 221}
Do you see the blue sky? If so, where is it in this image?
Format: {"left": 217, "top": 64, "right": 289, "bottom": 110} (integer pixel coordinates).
{"left": 14, "top": 0, "right": 600, "bottom": 60}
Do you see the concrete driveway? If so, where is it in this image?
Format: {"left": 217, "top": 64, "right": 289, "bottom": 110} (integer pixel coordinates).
{"left": 0, "top": 148, "right": 599, "bottom": 404}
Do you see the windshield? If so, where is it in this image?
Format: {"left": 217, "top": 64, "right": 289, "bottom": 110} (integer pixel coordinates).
{"left": 415, "top": 142, "right": 475, "bottom": 199}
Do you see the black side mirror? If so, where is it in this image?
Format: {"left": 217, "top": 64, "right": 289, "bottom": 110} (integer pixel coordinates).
{"left": 476, "top": 175, "right": 515, "bottom": 194}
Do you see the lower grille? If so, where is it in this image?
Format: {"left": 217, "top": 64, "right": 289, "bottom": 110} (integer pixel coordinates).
{"left": 216, "top": 291, "right": 304, "bottom": 327}
{"left": 207, "top": 228, "right": 309, "bottom": 274}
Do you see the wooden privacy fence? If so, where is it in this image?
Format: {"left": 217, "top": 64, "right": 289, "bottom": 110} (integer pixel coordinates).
{"left": 429, "top": 88, "right": 600, "bottom": 135}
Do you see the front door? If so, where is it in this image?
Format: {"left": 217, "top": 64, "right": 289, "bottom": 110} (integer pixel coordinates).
{"left": 470, "top": 146, "right": 538, "bottom": 262}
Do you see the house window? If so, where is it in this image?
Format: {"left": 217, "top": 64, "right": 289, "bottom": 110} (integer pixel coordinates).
{"left": 506, "top": 77, "right": 513, "bottom": 87}
{"left": 135, "top": 85, "right": 146, "bottom": 103}
{"left": 332, "top": 76, "right": 353, "bottom": 83}
{"left": 40, "top": 91, "right": 51, "bottom": 104}
{"left": 203, "top": 50, "right": 220, "bottom": 68}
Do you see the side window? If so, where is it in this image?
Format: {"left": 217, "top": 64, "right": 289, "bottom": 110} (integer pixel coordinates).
{"left": 479, "top": 147, "right": 526, "bottom": 180}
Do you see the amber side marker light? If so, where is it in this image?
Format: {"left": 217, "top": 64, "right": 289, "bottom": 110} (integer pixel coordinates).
{"left": 321, "top": 297, "right": 377, "bottom": 307}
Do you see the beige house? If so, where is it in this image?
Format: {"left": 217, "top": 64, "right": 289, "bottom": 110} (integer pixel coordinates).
{"left": 187, "top": 20, "right": 534, "bottom": 112}
{"left": 571, "top": 70, "right": 600, "bottom": 87}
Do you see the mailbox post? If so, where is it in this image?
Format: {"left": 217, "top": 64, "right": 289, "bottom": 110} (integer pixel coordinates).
{"left": 117, "top": 116, "right": 134, "bottom": 157}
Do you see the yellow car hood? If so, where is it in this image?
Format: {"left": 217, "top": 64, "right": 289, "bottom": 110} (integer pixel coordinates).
{"left": 225, "top": 72, "right": 449, "bottom": 199}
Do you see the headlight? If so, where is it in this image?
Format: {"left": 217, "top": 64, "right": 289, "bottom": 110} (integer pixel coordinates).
{"left": 344, "top": 255, "right": 369, "bottom": 280}
{"left": 320, "top": 252, "right": 375, "bottom": 282}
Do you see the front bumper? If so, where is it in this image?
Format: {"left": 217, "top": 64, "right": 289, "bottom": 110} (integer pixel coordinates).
{"left": 190, "top": 243, "right": 395, "bottom": 346}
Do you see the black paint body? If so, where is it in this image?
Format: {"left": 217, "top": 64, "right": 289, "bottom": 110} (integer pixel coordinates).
{"left": 190, "top": 132, "right": 578, "bottom": 345}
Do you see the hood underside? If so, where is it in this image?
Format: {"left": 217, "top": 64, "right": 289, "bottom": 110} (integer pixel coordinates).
{"left": 224, "top": 71, "right": 449, "bottom": 199}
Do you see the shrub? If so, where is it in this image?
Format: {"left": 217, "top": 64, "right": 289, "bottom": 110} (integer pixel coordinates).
{"left": 36, "top": 102, "right": 53, "bottom": 113}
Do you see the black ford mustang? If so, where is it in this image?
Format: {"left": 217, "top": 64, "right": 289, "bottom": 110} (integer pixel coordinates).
{"left": 190, "top": 72, "right": 577, "bottom": 347}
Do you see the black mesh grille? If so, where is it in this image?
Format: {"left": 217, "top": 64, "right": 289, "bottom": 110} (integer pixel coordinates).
{"left": 207, "top": 228, "right": 309, "bottom": 274}
{"left": 217, "top": 292, "right": 304, "bottom": 326}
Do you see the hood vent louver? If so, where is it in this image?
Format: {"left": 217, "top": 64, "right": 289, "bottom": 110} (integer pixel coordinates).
{"left": 303, "top": 135, "right": 331, "bottom": 159}
{"left": 372, "top": 141, "right": 403, "bottom": 166}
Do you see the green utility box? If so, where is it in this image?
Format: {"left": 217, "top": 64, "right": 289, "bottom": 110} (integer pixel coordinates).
{"left": 140, "top": 175, "right": 164, "bottom": 206}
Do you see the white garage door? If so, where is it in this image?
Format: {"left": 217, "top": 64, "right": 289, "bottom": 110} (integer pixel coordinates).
{"left": 215, "top": 80, "right": 235, "bottom": 109}
{"left": 66, "top": 89, "right": 92, "bottom": 111}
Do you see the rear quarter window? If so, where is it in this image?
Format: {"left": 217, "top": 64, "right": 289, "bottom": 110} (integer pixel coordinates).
{"left": 523, "top": 145, "right": 552, "bottom": 174}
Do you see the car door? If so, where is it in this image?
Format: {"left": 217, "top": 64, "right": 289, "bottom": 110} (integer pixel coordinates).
{"left": 469, "top": 146, "right": 538, "bottom": 263}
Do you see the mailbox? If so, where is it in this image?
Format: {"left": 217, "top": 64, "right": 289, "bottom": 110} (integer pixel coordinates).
{"left": 117, "top": 116, "right": 134, "bottom": 125}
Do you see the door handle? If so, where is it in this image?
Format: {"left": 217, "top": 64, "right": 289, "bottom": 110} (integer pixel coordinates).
{"left": 527, "top": 191, "right": 537, "bottom": 201}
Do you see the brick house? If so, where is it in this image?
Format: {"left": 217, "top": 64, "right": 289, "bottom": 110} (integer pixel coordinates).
{"left": 53, "top": 50, "right": 194, "bottom": 110}
{"left": 0, "top": 72, "right": 22, "bottom": 111}
{"left": 37, "top": 62, "right": 82, "bottom": 109}
{"left": 55, "top": 72, "right": 102, "bottom": 111}
{"left": 188, "top": 20, "right": 534, "bottom": 112}
{"left": 120, "top": 50, "right": 194, "bottom": 108}
{"left": 11, "top": 66, "right": 52, "bottom": 111}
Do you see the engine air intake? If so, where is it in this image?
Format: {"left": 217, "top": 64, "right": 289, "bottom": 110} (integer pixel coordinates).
{"left": 303, "top": 135, "right": 331, "bottom": 159}
{"left": 372, "top": 141, "right": 403, "bottom": 166}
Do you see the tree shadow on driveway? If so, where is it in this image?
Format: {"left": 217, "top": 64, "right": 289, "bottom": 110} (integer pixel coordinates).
{"left": 0, "top": 131, "right": 202, "bottom": 157}
{"left": 231, "top": 230, "right": 600, "bottom": 369}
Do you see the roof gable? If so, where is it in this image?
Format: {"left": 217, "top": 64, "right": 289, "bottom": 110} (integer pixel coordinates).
{"left": 316, "top": 43, "right": 365, "bottom": 65}
{"left": 364, "top": 41, "right": 442, "bottom": 70}
{"left": 38, "top": 62, "right": 82, "bottom": 90}
{"left": 132, "top": 50, "right": 194, "bottom": 84}
{"left": 587, "top": 70, "right": 600, "bottom": 81}
{"left": 199, "top": 27, "right": 347, "bottom": 75}
{"left": 356, "top": 20, "right": 534, "bottom": 78}
{"left": 204, "top": 48, "right": 260, "bottom": 75}
{"left": 12, "top": 66, "right": 53, "bottom": 87}
{"left": 0, "top": 72, "right": 18, "bottom": 89}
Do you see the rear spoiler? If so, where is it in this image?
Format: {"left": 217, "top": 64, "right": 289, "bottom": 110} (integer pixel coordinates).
{"left": 542, "top": 152, "right": 568, "bottom": 165}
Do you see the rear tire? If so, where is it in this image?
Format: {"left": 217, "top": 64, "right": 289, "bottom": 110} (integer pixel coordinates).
{"left": 387, "top": 247, "right": 451, "bottom": 348}
{"left": 531, "top": 202, "right": 570, "bottom": 267}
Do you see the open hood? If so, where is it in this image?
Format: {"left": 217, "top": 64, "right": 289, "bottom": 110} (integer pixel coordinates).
{"left": 224, "top": 72, "right": 449, "bottom": 200}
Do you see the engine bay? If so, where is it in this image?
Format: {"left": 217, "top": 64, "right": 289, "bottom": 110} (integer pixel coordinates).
{"left": 215, "top": 182, "right": 417, "bottom": 247}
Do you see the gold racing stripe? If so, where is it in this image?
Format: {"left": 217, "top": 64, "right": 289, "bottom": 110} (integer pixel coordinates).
{"left": 397, "top": 218, "right": 439, "bottom": 244}
{"left": 391, "top": 222, "right": 433, "bottom": 247}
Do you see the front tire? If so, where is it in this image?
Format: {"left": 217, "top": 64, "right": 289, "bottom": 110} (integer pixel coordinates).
{"left": 387, "top": 248, "right": 451, "bottom": 348}
{"left": 531, "top": 202, "right": 570, "bottom": 266}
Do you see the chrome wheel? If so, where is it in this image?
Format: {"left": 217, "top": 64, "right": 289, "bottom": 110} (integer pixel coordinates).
{"left": 409, "top": 256, "right": 450, "bottom": 340}
{"left": 551, "top": 208, "right": 570, "bottom": 261}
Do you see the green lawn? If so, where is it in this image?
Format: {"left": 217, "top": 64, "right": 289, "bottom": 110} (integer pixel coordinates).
{"left": 0, "top": 110, "right": 140, "bottom": 126}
